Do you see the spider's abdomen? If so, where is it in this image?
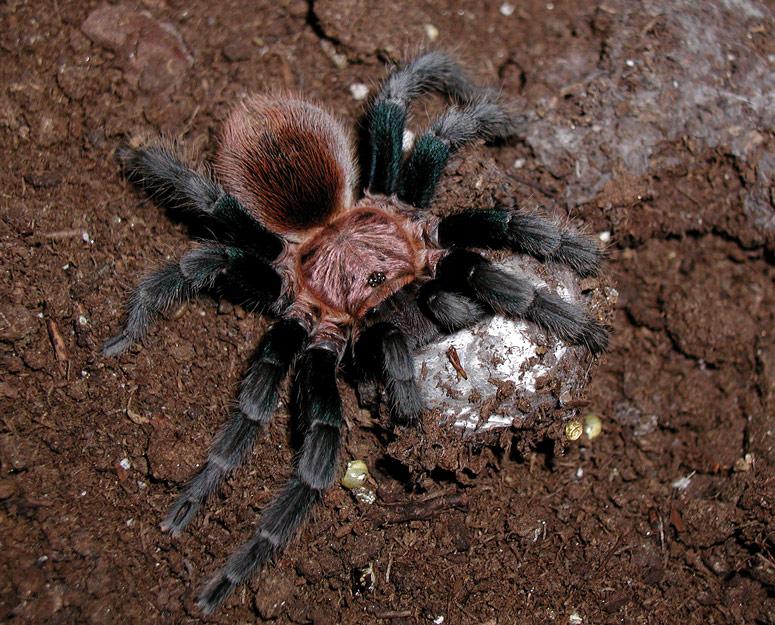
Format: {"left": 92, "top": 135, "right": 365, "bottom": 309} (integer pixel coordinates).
{"left": 217, "top": 96, "right": 356, "bottom": 234}
{"left": 298, "top": 208, "right": 418, "bottom": 319}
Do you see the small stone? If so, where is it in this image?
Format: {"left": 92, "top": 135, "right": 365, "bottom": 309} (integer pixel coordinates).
{"left": 24, "top": 171, "right": 64, "bottom": 188}
{"left": 353, "top": 486, "right": 376, "bottom": 505}
{"left": 115, "top": 461, "right": 128, "bottom": 482}
{"left": 320, "top": 39, "right": 347, "bottom": 69}
{"left": 0, "top": 479, "right": 17, "bottom": 499}
{"left": 223, "top": 39, "right": 252, "bottom": 62}
{"left": 81, "top": 4, "right": 193, "bottom": 94}
{"left": 349, "top": 83, "right": 369, "bottom": 101}
{"left": 733, "top": 453, "right": 754, "bottom": 472}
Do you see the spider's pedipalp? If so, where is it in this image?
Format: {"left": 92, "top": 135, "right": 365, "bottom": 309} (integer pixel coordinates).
{"left": 436, "top": 250, "right": 607, "bottom": 353}
{"left": 162, "top": 319, "right": 308, "bottom": 536}
{"left": 367, "top": 51, "right": 523, "bottom": 206}
{"left": 118, "top": 145, "right": 284, "bottom": 259}
{"left": 368, "top": 51, "right": 483, "bottom": 195}
{"left": 399, "top": 100, "right": 524, "bottom": 208}
{"left": 354, "top": 323, "right": 423, "bottom": 426}
{"left": 378, "top": 51, "right": 481, "bottom": 106}
{"left": 437, "top": 209, "right": 603, "bottom": 277}
{"left": 198, "top": 342, "right": 344, "bottom": 614}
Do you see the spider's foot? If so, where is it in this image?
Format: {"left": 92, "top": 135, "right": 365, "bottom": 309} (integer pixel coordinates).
{"left": 162, "top": 497, "right": 201, "bottom": 536}
{"left": 553, "top": 232, "right": 604, "bottom": 278}
{"left": 101, "top": 331, "right": 133, "bottom": 357}
{"left": 524, "top": 290, "right": 609, "bottom": 355}
{"left": 387, "top": 380, "right": 424, "bottom": 429}
{"left": 197, "top": 572, "right": 235, "bottom": 616}
{"left": 581, "top": 318, "right": 609, "bottom": 355}
{"left": 399, "top": 413, "right": 425, "bottom": 432}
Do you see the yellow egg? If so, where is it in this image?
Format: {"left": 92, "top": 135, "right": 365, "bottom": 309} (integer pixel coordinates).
{"left": 583, "top": 414, "right": 603, "bottom": 440}
{"left": 341, "top": 459, "right": 370, "bottom": 489}
{"left": 565, "top": 420, "right": 583, "bottom": 441}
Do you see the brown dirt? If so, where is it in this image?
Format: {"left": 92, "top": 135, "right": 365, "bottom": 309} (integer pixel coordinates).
{"left": 2, "top": 1, "right": 775, "bottom": 624}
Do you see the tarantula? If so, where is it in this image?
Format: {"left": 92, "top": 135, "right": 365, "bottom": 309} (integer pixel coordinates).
{"left": 103, "top": 52, "right": 607, "bottom": 614}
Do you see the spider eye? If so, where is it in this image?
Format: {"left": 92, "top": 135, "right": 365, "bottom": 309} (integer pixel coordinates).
{"left": 367, "top": 271, "right": 386, "bottom": 287}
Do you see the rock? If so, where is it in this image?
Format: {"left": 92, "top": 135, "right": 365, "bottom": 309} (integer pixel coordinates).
{"left": 81, "top": 4, "right": 193, "bottom": 95}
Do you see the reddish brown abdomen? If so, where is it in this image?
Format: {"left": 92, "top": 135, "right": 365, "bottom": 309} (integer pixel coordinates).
{"left": 217, "top": 96, "right": 356, "bottom": 234}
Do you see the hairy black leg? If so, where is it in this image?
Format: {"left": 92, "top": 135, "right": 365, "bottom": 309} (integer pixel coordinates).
{"left": 418, "top": 281, "right": 488, "bottom": 333}
{"left": 367, "top": 51, "right": 482, "bottom": 195}
{"left": 362, "top": 282, "right": 442, "bottom": 350}
{"left": 214, "top": 247, "right": 284, "bottom": 311}
{"left": 436, "top": 250, "right": 608, "bottom": 353}
{"left": 118, "top": 145, "right": 283, "bottom": 259}
{"left": 102, "top": 244, "right": 282, "bottom": 357}
{"left": 354, "top": 323, "right": 423, "bottom": 426}
{"left": 197, "top": 344, "right": 343, "bottom": 615}
{"left": 399, "top": 100, "right": 522, "bottom": 208}
{"left": 162, "top": 319, "right": 308, "bottom": 535}
{"left": 437, "top": 209, "right": 602, "bottom": 277}
{"left": 102, "top": 262, "right": 194, "bottom": 357}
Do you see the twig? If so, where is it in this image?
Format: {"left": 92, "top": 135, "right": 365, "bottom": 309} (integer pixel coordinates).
{"left": 676, "top": 187, "right": 700, "bottom": 206}
{"left": 446, "top": 345, "right": 467, "bottom": 380}
{"left": 43, "top": 229, "right": 84, "bottom": 239}
{"left": 46, "top": 318, "right": 68, "bottom": 361}
{"left": 373, "top": 492, "right": 467, "bottom": 525}
{"left": 373, "top": 610, "right": 412, "bottom": 619}
{"left": 504, "top": 171, "right": 558, "bottom": 199}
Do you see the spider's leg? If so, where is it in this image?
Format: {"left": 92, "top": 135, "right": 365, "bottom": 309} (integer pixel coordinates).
{"left": 197, "top": 342, "right": 344, "bottom": 615}
{"left": 367, "top": 51, "right": 482, "bottom": 195}
{"left": 118, "top": 145, "right": 283, "bottom": 259}
{"left": 354, "top": 322, "right": 423, "bottom": 427}
{"left": 162, "top": 319, "right": 308, "bottom": 534}
{"left": 437, "top": 209, "right": 602, "bottom": 277}
{"left": 417, "top": 282, "right": 488, "bottom": 333}
{"left": 399, "top": 98, "right": 522, "bottom": 208}
{"left": 102, "top": 244, "right": 282, "bottom": 356}
{"left": 435, "top": 250, "right": 608, "bottom": 353}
